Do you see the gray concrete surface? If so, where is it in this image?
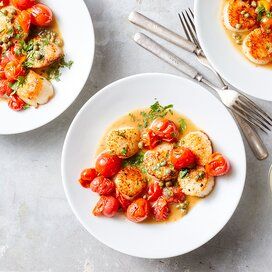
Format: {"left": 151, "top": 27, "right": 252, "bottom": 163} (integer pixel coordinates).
{"left": 1, "top": 0, "right": 272, "bottom": 271}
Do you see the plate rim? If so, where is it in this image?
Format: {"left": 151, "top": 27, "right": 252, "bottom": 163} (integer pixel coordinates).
{"left": 194, "top": 0, "right": 272, "bottom": 101}
{"left": 0, "top": 0, "right": 95, "bottom": 135}
{"left": 61, "top": 72, "right": 247, "bottom": 258}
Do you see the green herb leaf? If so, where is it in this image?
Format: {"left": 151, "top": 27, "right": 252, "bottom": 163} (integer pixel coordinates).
{"left": 256, "top": 5, "right": 266, "bottom": 21}
{"left": 179, "top": 169, "right": 189, "bottom": 178}
{"left": 178, "top": 118, "right": 187, "bottom": 133}
{"left": 123, "top": 152, "right": 144, "bottom": 167}
{"left": 140, "top": 101, "right": 173, "bottom": 128}
{"left": 121, "top": 148, "right": 127, "bottom": 156}
{"left": 23, "top": 104, "right": 30, "bottom": 110}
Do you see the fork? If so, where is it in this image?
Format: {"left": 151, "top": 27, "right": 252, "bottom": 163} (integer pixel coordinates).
{"left": 129, "top": 11, "right": 272, "bottom": 133}
{"left": 179, "top": 8, "right": 268, "bottom": 158}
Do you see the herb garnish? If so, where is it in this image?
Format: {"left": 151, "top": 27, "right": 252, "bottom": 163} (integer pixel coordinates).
{"left": 123, "top": 152, "right": 144, "bottom": 167}
{"left": 178, "top": 118, "right": 187, "bottom": 133}
{"left": 121, "top": 148, "right": 127, "bottom": 156}
{"left": 44, "top": 57, "right": 73, "bottom": 81}
{"left": 179, "top": 169, "right": 189, "bottom": 178}
{"left": 10, "top": 76, "right": 26, "bottom": 93}
{"left": 140, "top": 101, "right": 173, "bottom": 128}
{"left": 256, "top": 5, "right": 266, "bottom": 21}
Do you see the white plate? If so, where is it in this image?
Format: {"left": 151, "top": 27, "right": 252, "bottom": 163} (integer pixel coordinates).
{"left": 195, "top": 0, "right": 272, "bottom": 101}
{"left": 0, "top": 0, "right": 95, "bottom": 135}
{"left": 61, "top": 73, "right": 246, "bottom": 258}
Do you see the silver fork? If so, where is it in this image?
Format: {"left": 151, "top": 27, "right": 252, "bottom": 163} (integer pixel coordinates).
{"left": 177, "top": 9, "right": 272, "bottom": 133}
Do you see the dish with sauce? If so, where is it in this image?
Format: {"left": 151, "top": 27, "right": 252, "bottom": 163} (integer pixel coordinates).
{"left": 223, "top": 0, "right": 272, "bottom": 65}
{"left": 77, "top": 102, "right": 231, "bottom": 223}
{"left": 0, "top": 0, "right": 72, "bottom": 111}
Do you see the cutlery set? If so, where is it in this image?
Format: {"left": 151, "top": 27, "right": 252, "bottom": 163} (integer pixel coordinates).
{"left": 129, "top": 10, "right": 270, "bottom": 160}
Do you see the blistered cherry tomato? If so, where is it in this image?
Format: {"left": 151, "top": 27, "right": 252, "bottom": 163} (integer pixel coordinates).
{"left": 150, "top": 118, "right": 179, "bottom": 143}
{"left": 90, "top": 176, "right": 115, "bottom": 196}
{"left": 93, "top": 196, "right": 119, "bottom": 217}
{"left": 126, "top": 198, "right": 150, "bottom": 223}
{"left": 147, "top": 182, "right": 163, "bottom": 202}
{"left": 78, "top": 168, "right": 97, "bottom": 188}
{"left": 0, "top": 0, "right": 10, "bottom": 7}
{"left": 0, "top": 80, "right": 12, "bottom": 97}
{"left": 205, "top": 152, "right": 230, "bottom": 177}
{"left": 8, "top": 94, "right": 25, "bottom": 111}
{"left": 11, "top": 0, "right": 35, "bottom": 10}
{"left": 261, "top": 17, "right": 272, "bottom": 32}
{"left": 15, "top": 10, "right": 31, "bottom": 34}
{"left": 4, "top": 60, "right": 25, "bottom": 81}
{"left": 116, "top": 190, "right": 132, "bottom": 211}
{"left": 30, "top": 4, "right": 53, "bottom": 26}
{"left": 95, "top": 152, "right": 122, "bottom": 178}
{"left": 152, "top": 196, "right": 169, "bottom": 221}
{"left": 170, "top": 146, "right": 197, "bottom": 170}
{"left": 142, "top": 129, "right": 161, "bottom": 149}
{"left": 163, "top": 187, "right": 186, "bottom": 203}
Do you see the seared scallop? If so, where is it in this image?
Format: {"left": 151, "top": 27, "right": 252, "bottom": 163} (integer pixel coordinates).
{"left": 242, "top": 28, "right": 272, "bottom": 64}
{"left": 16, "top": 70, "right": 54, "bottom": 107}
{"left": 180, "top": 131, "right": 212, "bottom": 166}
{"left": 223, "top": 0, "right": 257, "bottom": 32}
{"left": 114, "top": 166, "right": 147, "bottom": 200}
{"left": 26, "top": 33, "right": 64, "bottom": 68}
{"left": 143, "top": 143, "right": 178, "bottom": 181}
{"left": 106, "top": 127, "right": 140, "bottom": 158}
{"left": 178, "top": 166, "right": 215, "bottom": 198}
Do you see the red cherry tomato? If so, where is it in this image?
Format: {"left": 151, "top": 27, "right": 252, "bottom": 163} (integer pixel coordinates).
{"left": 0, "top": 65, "right": 6, "bottom": 80}
{"left": 142, "top": 129, "right": 161, "bottom": 149}
{"left": 0, "top": 0, "right": 10, "bottom": 7}
{"left": 11, "top": 0, "right": 35, "bottom": 10}
{"left": 150, "top": 118, "right": 179, "bottom": 143}
{"left": 8, "top": 94, "right": 25, "bottom": 111}
{"left": 261, "top": 17, "right": 272, "bottom": 32}
{"left": 95, "top": 153, "right": 122, "bottom": 178}
{"left": 78, "top": 168, "right": 97, "bottom": 188}
{"left": 93, "top": 196, "right": 119, "bottom": 218}
{"left": 126, "top": 198, "right": 150, "bottom": 223}
{"left": 15, "top": 10, "right": 31, "bottom": 34}
{"left": 4, "top": 60, "right": 25, "bottom": 82}
{"left": 205, "top": 152, "right": 230, "bottom": 177}
{"left": 90, "top": 176, "right": 115, "bottom": 196}
{"left": 170, "top": 146, "right": 197, "bottom": 170}
{"left": 1, "top": 49, "right": 18, "bottom": 67}
{"left": 147, "top": 182, "right": 163, "bottom": 202}
{"left": 0, "top": 80, "right": 12, "bottom": 97}
{"left": 30, "top": 4, "right": 53, "bottom": 26}
{"left": 116, "top": 190, "right": 132, "bottom": 211}
{"left": 152, "top": 196, "right": 169, "bottom": 221}
{"left": 163, "top": 187, "right": 186, "bottom": 203}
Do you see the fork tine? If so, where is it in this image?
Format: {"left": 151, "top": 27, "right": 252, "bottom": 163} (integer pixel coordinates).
{"left": 189, "top": 8, "right": 194, "bottom": 19}
{"left": 233, "top": 102, "right": 271, "bottom": 131}
{"left": 182, "top": 11, "right": 199, "bottom": 46}
{"left": 178, "top": 13, "right": 192, "bottom": 42}
{"left": 185, "top": 10, "right": 196, "bottom": 33}
{"left": 232, "top": 106, "right": 267, "bottom": 133}
{"left": 237, "top": 99, "right": 272, "bottom": 126}
{"left": 239, "top": 95, "right": 272, "bottom": 123}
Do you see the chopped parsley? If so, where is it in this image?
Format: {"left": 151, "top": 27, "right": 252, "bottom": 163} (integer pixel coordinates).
{"left": 123, "top": 152, "right": 144, "bottom": 167}
{"left": 10, "top": 76, "right": 26, "bottom": 92}
{"left": 140, "top": 101, "right": 173, "bottom": 128}
{"left": 196, "top": 171, "right": 205, "bottom": 181}
{"left": 256, "top": 5, "right": 266, "bottom": 21}
{"left": 121, "top": 147, "right": 127, "bottom": 156}
{"left": 23, "top": 104, "right": 30, "bottom": 110}
{"left": 179, "top": 169, "right": 189, "bottom": 178}
{"left": 178, "top": 118, "right": 187, "bottom": 133}
{"left": 44, "top": 57, "right": 73, "bottom": 81}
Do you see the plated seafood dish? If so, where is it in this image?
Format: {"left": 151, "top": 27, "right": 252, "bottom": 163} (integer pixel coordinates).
{"left": 0, "top": 0, "right": 72, "bottom": 111}
{"left": 77, "top": 102, "right": 230, "bottom": 223}
{"left": 223, "top": 0, "right": 272, "bottom": 65}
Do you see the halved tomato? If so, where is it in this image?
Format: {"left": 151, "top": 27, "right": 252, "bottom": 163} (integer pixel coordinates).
{"left": 205, "top": 152, "right": 230, "bottom": 177}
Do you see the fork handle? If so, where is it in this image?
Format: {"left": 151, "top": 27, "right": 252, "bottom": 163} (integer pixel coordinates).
{"left": 134, "top": 33, "right": 200, "bottom": 79}
{"left": 129, "top": 11, "right": 197, "bottom": 54}
{"left": 234, "top": 114, "right": 268, "bottom": 160}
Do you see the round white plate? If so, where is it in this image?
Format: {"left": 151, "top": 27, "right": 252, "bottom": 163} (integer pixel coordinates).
{"left": 195, "top": 0, "right": 272, "bottom": 101}
{"left": 0, "top": 0, "right": 95, "bottom": 135}
{"left": 61, "top": 73, "right": 246, "bottom": 258}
